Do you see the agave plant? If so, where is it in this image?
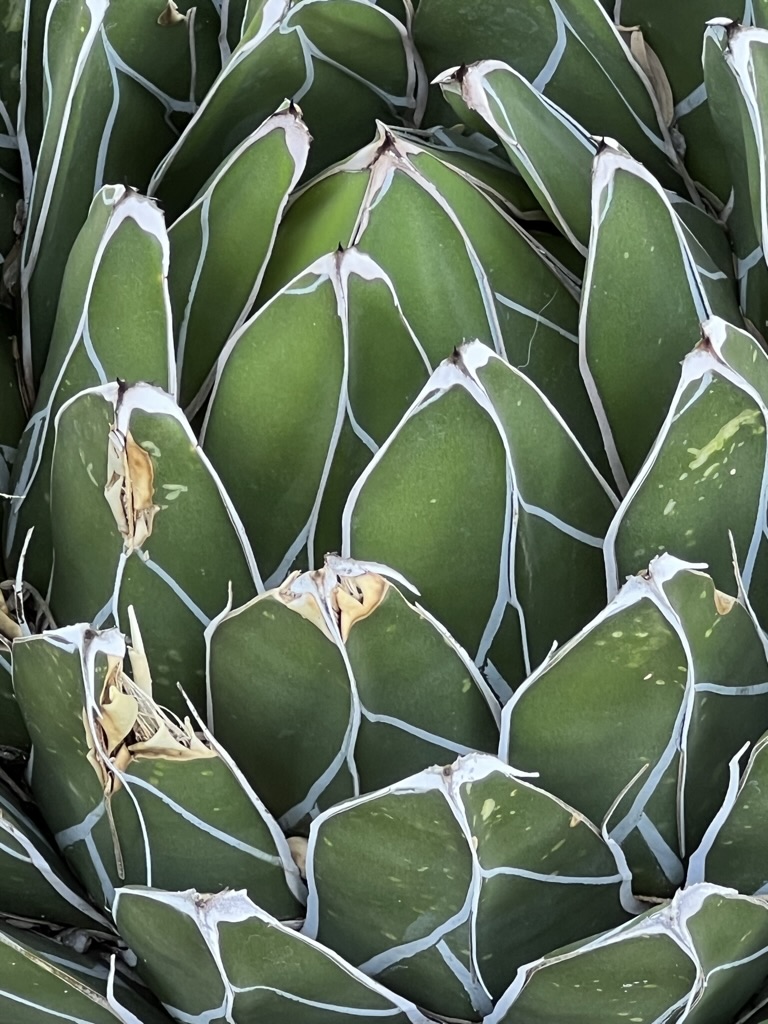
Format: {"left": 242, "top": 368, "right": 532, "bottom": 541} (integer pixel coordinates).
{"left": 4, "top": 0, "right": 768, "bottom": 1021}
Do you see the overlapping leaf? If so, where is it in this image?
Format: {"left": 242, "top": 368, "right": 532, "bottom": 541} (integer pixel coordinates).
{"left": 702, "top": 20, "right": 768, "bottom": 339}
{"left": 581, "top": 145, "right": 741, "bottom": 489}
{"left": 203, "top": 248, "right": 432, "bottom": 583}
{"left": 263, "top": 123, "right": 608, "bottom": 474}
{"left": 605, "top": 317, "right": 768, "bottom": 620}
{"left": 114, "top": 885, "right": 430, "bottom": 1024}
{"left": 487, "top": 885, "right": 768, "bottom": 1024}
{"left": 5, "top": 185, "right": 176, "bottom": 597}
{"left": 502, "top": 554, "right": 768, "bottom": 897}
{"left": 0, "top": 921, "right": 172, "bottom": 1023}
{"left": 413, "top": 0, "right": 685, "bottom": 189}
{"left": 343, "top": 341, "right": 617, "bottom": 696}
{"left": 208, "top": 557, "right": 499, "bottom": 825}
{"left": 305, "top": 753, "right": 632, "bottom": 1020}
{"left": 150, "top": 0, "right": 427, "bottom": 222}
{"left": 12, "top": 620, "right": 303, "bottom": 914}
{"left": 169, "top": 102, "right": 310, "bottom": 412}
{"left": 48, "top": 381, "right": 260, "bottom": 712}
{"left": 20, "top": 0, "right": 220, "bottom": 388}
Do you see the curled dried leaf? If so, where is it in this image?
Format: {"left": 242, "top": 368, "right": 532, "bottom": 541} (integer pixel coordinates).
{"left": 620, "top": 26, "right": 674, "bottom": 127}
{"left": 157, "top": 0, "right": 186, "bottom": 26}
{"left": 335, "top": 572, "right": 388, "bottom": 642}
{"left": 104, "top": 430, "right": 158, "bottom": 553}
{"left": 288, "top": 835, "right": 308, "bottom": 878}
{"left": 714, "top": 589, "right": 736, "bottom": 615}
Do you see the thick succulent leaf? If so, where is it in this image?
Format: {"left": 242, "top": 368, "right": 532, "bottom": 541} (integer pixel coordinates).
{"left": 616, "top": 2, "right": 744, "bottom": 204}
{"left": 0, "top": 774, "right": 108, "bottom": 927}
{"left": 344, "top": 342, "right": 617, "bottom": 696}
{"left": 690, "top": 733, "right": 768, "bottom": 895}
{"left": 220, "top": 0, "right": 250, "bottom": 61}
{"left": 605, "top": 322, "right": 768, "bottom": 617}
{"left": 48, "top": 382, "right": 260, "bottom": 713}
{"left": 487, "top": 884, "right": 768, "bottom": 1024}
{"left": 20, "top": 0, "right": 220, "bottom": 390}
{"left": 203, "top": 248, "right": 432, "bottom": 583}
{"left": 5, "top": 186, "right": 175, "bottom": 597}
{"left": 0, "top": 921, "right": 172, "bottom": 1023}
{"left": 304, "top": 753, "right": 630, "bottom": 1019}
{"left": 13, "top": 622, "right": 302, "bottom": 914}
{"left": 703, "top": 20, "right": 768, "bottom": 338}
{"left": 502, "top": 559, "right": 690, "bottom": 895}
{"left": 392, "top": 123, "right": 544, "bottom": 220}
{"left": 264, "top": 124, "right": 609, "bottom": 476}
{"left": 413, "top": 0, "right": 685, "bottom": 189}
{"left": 659, "top": 560, "right": 768, "bottom": 857}
{"left": 0, "top": 635, "right": 26, "bottom": 751}
{"left": 0, "top": 0, "right": 23, "bottom": 127}
{"left": 114, "top": 885, "right": 430, "bottom": 1024}
{"left": 581, "top": 145, "right": 741, "bottom": 490}
{"left": 438, "top": 59, "right": 598, "bottom": 253}
{"left": 207, "top": 558, "right": 499, "bottom": 825}
{"left": 169, "top": 103, "right": 310, "bottom": 413}
{"left": 149, "top": 0, "right": 427, "bottom": 222}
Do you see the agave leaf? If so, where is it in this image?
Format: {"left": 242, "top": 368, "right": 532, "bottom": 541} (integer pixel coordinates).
{"left": 502, "top": 560, "right": 693, "bottom": 896}
{"left": 690, "top": 732, "right": 768, "bottom": 896}
{"left": 20, "top": 0, "right": 220, "bottom": 390}
{"left": 48, "top": 382, "right": 260, "bottom": 713}
{"left": 304, "top": 753, "right": 630, "bottom": 1019}
{"left": 113, "top": 885, "right": 430, "bottom": 1024}
{"left": 413, "top": 0, "right": 686, "bottom": 190}
{"left": 220, "top": 0, "right": 250, "bottom": 62}
{"left": 207, "top": 558, "right": 499, "bottom": 826}
{"left": 392, "top": 123, "right": 543, "bottom": 219}
{"left": 263, "top": 124, "right": 608, "bottom": 472}
{"left": 0, "top": 306, "right": 25, "bottom": 496}
{"left": 150, "top": 0, "right": 427, "bottom": 222}
{"left": 169, "top": 103, "right": 310, "bottom": 413}
{"left": 487, "top": 884, "right": 768, "bottom": 1024}
{"left": 0, "top": 774, "right": 108, "bottom": 927}
{"left": 5, "top": 187, "right": 175, "bottom": 596}
{"left": 703, "top": 20, "right": 768, "bottom": 338}
{"left": 0, "top": 922, "right": 172, "bottom": 1023}
{"left": 581, "top": 145, "right": 741, "bottom": 491}
{"left": 0, "top": 0, "right": 23, "bottom": 127}
{"left": 13, "top": 622, "right": 302, "bottom": 914}
{"left": 604, "top": 321, "right": 768, "bottom": 617}
{"left": 438, "top": 59, "right": 598, "bottom": 253}
{"left": 0, "top": 635, "right": 26, "bottom": 752}
{"left": 615, "top": 2, "right": 746, "bottom": 204}
{"left": 656, "top": 558, "right": 768, "bottom": 857}
{"left": 202, "top": 248, "right": 432, "bottom": 583}
{"left": 343, "top": 341, "right": 616, "bottom": 695}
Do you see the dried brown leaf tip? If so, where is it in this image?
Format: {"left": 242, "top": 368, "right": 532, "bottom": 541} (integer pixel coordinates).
{"left": 335, "top": 571, "right": 387, "bottom": 642}
{"left": 105, "top": 429, "right": 158, "bottom": 553}
{"left": 714, "top": 589, "right": 736, "bottom": 616}
{"left": 157, "top": 0, "right": 186, "bottom": 26}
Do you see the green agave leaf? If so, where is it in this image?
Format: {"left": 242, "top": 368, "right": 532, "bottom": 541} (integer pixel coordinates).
{"left": 0, "top": 0, "right": 23, "bottom": 128}
{"left": 487, "top": 884, "right": 768, "bottom": 1024}
{"left": 263, "top": 124, "right": 608, "bottom": 473}
{"left": 0, "top": 634, "right": 26, "bottom": 752}
{"left": 48, "top": 382, "right": 260, "bottom": 713}
{"left": 304, "top": 753, "right": 632, "bottom": 1019}
{"left": 0, "top": 921, "right": 172, "bottom": 1023}
{"left": 413, "top": 0, "right": 685, "bottom": 190}
{"left": 203, "top": 248, "right": 432, "bottom": 584}
{"left": 391, "top": 123, "right": 544, "bottom": 220}
{"left": 220, "top": 0, "right": 250, "bottom": 61}
{"left": 13, "top": 620, "right": 302, "bottom": 915}
{"left": 150, "top": 0, "right": 427, "bottom": 222}
{"left": 344, "top": 341, "right": 617, "bottom": 696}
{"left": 20, "top": 0, "right": 220, "bottom": 390}
{"left": 0, "top": 773, "right": 108, "bottom": 927}
{"left": 438, "top": 59, "right": 598, "bottom": 254}
{"left": 703, "top": 20, "right": 768, "bottom": 339}
{"left": 5, "top": 186, "right": 175, "bottom": 597}
{"left": 113, "top": 885, "right": 430, "bottom": 1024}
{"left": 207, "top": 557, "right": 499, "bottom": 826}
{"left": 690, "top": 733, "right": 768, "bottom": 896}
{"left": 169, "top": 102, "right": 310, "bottom": 413}
{"left": 581, "top": 144, "right": 741, "bottom": 490}
{"left": 604, "top": 319, "right": 768, "bottom": 617}
{"left": 659, "top": 560, "right": 768, "bottom": 858}
{"left": 615, "top": 2, "right": 745, "bottom": 204}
